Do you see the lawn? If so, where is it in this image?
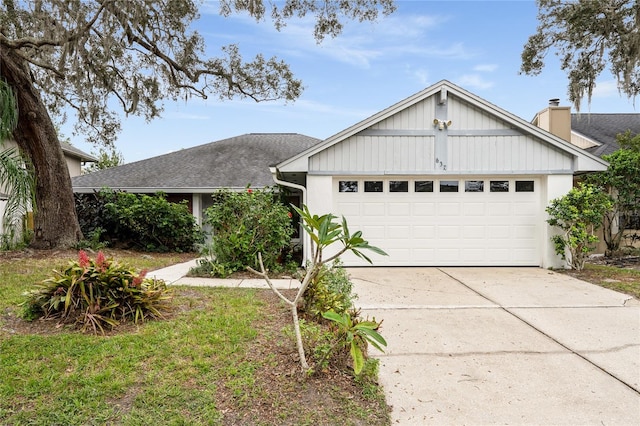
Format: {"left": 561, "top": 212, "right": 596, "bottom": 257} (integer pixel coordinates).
{"left": 559, "top": 260, "right": 640, "bottom": 300}
{"left": 0, "top": 249, "right": 390, "bottom": 425}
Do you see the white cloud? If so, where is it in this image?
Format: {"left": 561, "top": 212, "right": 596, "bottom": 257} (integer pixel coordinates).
{"left": 592, "top": 80, "right": 619, "bottom": 98}
{"left": 455, "top": 74, "right": 494, "bottom": 90}
{"left": 168, "top": 112, "right": 211, "bottom": 120}
{"left": 474, "top": 64, "right": 498, "bottom": 72}
{"left": 408, "top": 67, "right": 430, "bottom": 86}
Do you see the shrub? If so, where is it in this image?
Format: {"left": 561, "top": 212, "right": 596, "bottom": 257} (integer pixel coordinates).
{"left": 546, "top": 183, "right": 612, "bottom": 270}
{"left": 22, "top": 250, "right": 172, "bottom": 333}
{"left": 322, "top": 309, "right": 386, "bottom": 375}
{"left": 203, "top": 187, "right": 294, "bottom": 274}
{"left": 303, "top": 260, "right": 355, "bottom": 319}
{"left": 75, "top": 189, "right": 203, "bottom": 252}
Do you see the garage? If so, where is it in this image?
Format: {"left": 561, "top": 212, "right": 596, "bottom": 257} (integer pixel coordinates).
{"left": 276, "top": 80, "right": 609, "bottom": 269}
{"left": 334, "top": 176, "right": 540, "bottom": 266}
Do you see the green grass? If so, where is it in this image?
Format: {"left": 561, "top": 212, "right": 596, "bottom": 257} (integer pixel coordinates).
{"left": 0, "top": 251, "right": 390, "bottom": 425}
{"left": 574, "top": 263, "right": 640, "bottom": 299}
{"left": 1, "top": 287, "right": 259, "bottom": 425}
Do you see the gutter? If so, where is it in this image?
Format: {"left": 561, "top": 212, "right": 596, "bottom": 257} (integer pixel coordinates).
{"left": 270, "top": 167, "right": 309, "bottom": 267}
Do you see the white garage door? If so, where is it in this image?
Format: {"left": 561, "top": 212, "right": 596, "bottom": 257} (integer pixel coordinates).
{"left": 333, "top": 177, "right": 541, "bottom": 266}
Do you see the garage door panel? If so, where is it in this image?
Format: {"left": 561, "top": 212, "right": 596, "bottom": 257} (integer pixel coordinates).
{"left": 438, "top": 226, "right": 460, "bottom": 239}
{"left": 438, "top": 203, "right": 460, "bottom": 216}
{"left": 336, "top": 202, "right": 360, "bottom": 216}
{"left": 413, "top": 202, "right": 435, "bottom": 216}
{"left": 488, "top": 203, "right": 511, "bottom": 216}
{"left": 436, "top": 249, "right": 461, "bottom": 262}
{"left": 333, "top": 177, "right": 540, "bottom": 266}
{"left": 362, "top": 202, "right": 385, "bottom": 216}
{"left": 387, "top": 225, "right": 411, "bottom": 238}
{"left": 514, "top": 225, "right": 536, "bottom": 239}
{"left": 462, "top": 226, "right": 485, "bottom": 239}
{"left": 513, "top": 202, "right": 537, "bottom": 216}
{"left": 462, "top": 203, "right": 485, "bottom": 216}
{"left": 461, "top": 248, "right": 486, "bottom": 261}
{"left": 513, "top": 248, "right": 537, "bottom": 262}
{"left": 388, "top": 203, "right": 410, "bottom": 216}
{"left": 362, "top": 225, "right": 385, "bottom": 238}
{"left": 414, "top": 225, "right": 436, "bottom": 238}
{"left": 486, "top": 226, "right": 510, "bottom": 239}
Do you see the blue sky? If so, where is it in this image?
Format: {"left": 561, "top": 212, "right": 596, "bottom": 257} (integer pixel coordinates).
{"left": 67, "top": 0, "right": 638, "bottom": 163}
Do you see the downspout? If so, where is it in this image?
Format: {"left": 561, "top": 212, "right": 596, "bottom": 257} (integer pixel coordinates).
{"left": 270, "top": 167, "right": 310, "bottom": 267}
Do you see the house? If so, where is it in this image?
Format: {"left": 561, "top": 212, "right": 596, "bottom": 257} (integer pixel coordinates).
{"left": 71, "top": 133, "right": 323, "bottom": 233}
{"left": 0, "top": 140, "right": 96, "bottom": 237}
{"left": 276, "top": 80, "right": 608, "bottom": 268}
{"left": 533, "top": 104, "right": 640, "bottom": 251}
{"left": 531, "top": 102, "right": 640, "bottom": 158}
{"left": 73, "top": 81, "right": 611, "bottom": 268}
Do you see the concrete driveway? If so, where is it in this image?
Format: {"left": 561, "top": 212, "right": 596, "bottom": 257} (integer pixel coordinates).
{"left": 348, "top": 267, "right": 640, "bottom": 425}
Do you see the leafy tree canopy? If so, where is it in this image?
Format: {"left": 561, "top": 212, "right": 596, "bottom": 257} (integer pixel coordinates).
{"left": 83, "top": 147, "right": 125, "bottom": 173}
{"left": 521, "top": 0, "right": 639, "bottom": 111}
{"left": 0, "top": 0, "right": 395, "bottom": 146}
{"left": 0, "top": 0, "right": 395, "bottom": 249}
{"left": 618, "top": 129, "right": 640, "bottom": 152}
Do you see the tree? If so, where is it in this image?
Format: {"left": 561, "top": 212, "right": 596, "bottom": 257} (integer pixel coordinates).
{"left": 546, "top": 183, "right": 612, "bottom": 270}
{"left": 249, "top": 205, "right": 387, "bottom": 372}
{"left": 83, "top": 146, "right": 125, "bottom": 173}
{"left": 0, "top": 0, "right": 395, "bottom": 249}
{"left": 521, "top": 0, "right": 639, "bottom": 111}
{"left": 587, "top": 131, "right": 640, "bottom": 254}
{"left": 618, "top": 129, "right": 640, "bottom": 152}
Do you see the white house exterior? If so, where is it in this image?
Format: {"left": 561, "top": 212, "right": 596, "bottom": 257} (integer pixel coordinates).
{"left": 276, "top": 80, "right": 608, "bottom": 268}
{"left": 0, "top": 140, "right": 95, "bottom": 238}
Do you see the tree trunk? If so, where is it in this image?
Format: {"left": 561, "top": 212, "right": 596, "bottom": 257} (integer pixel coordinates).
{"left": 1, "top": 49, "right": 82, "bottom": 249}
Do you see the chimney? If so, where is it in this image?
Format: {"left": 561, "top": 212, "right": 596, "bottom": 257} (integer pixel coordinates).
{"left": 532, "top": 99, "right": 571, "bottom": 142}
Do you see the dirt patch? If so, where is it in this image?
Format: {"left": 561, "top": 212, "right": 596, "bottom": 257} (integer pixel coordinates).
{"left": 215, "top": 289, "right": 390, "bottom": 425}
{"left": 587, "top": 255, "right": 640, "bottom": 270}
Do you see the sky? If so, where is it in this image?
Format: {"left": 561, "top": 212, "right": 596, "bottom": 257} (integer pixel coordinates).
{"left": 64, "top": 0, "right": 638, "bottom": 164}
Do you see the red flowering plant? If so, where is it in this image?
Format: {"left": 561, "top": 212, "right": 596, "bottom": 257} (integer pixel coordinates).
{"left": 22, "top": 251, "right": 172, "bottom": 334}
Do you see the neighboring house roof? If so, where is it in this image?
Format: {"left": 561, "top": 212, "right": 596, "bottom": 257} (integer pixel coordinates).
{"left": 278, "top": 80, "right": 608, "bottom": 173}
{"left": 61, "top": 141, "right": 98, "bottom": 162}
{"left": 571, "top": 113, "right": 640, "bottom": 158}
{"left": 72, "top": 133, "right": 322, "bottom": 193}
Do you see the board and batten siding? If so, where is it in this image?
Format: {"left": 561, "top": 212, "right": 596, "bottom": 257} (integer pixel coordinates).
{"left": 309, "top": 135, "right": 435, "bottom": 173}
{"left": 447, "top": 135, "right": 573, "bottom": 172}
{"left": 370, "top": 95, "right": 436, "bottom": 130}
{"left": 308, "top": 92, "right": 575, "bottom": 175}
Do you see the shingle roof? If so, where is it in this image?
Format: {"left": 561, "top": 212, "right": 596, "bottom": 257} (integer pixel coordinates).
{"left": 61, "top": 141, "right": 97, "bottom": 162}
{"left": 72, "top": 133, "right": 321, "bottom": 192}
{"left": 572, "top": 113, "right": 640, "bottom": 157}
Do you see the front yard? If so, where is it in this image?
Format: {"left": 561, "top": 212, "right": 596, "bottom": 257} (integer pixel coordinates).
{"left": 0, "top": 250, "right": 390, "bottom": 425}
{"left": 559, "top": 256, "right": 640, "bottom": 300}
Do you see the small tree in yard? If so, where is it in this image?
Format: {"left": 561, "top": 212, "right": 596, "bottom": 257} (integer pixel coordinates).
{"left": 587, "top": 134, "right": 640, "bottom": 255}
{"left": 201, "top": 187, "right": 294, "bottom": 276}
{"left": 248, "top": 205, "right": 387, "bottom": 373}
{"left": 546, "top": 183, "right": 612, "bottom": 270}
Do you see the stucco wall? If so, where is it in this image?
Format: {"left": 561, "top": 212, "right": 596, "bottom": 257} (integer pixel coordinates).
{"left": 541, "top": 174, "right": 574, "bottom": 269}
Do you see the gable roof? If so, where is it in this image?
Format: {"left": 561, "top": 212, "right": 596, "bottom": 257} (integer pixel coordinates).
{"left": 61, "top": 141, "right": 97, "bottom": 162}
{"left": 571, "top": 113, "right": 640, "bottom": 158}
{"left": 278, "top": 80, "right": 608, "bottom": 173}
{"left": 72, "top": 133, "right": 321, "bottom": 193}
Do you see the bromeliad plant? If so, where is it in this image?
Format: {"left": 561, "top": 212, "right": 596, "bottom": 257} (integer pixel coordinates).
{"left": 249, "top": 204, "right": 387, "bottom": 373}
{"left": 22, "top": 250, "right": 172, "bottom": 334}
